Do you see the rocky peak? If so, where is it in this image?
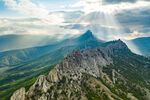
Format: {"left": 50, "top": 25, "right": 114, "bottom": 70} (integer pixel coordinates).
{"left": 99, "top": 39, "right": 131, "bottom": 56}
{"left": 115, "top": 39, "right": 128, "bottom": 48}
{"left": 79, "top": 30, "right": 96, "bottom": 41}
{"left": 58, "top": 46, "right": 113, "bottom": 78}
{"left": 102, "top": 39, "right": 129, "bottom": 50}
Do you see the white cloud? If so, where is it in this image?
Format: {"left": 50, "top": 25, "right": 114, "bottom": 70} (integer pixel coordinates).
{"left": 42, "top": 13, "right": 65, "bottom": 25}
{"left": 3, "top": 0, "right": 49, "bottom": 17}
{"left": 113, "top": 31, "right": 150, "bottom": 40}
{"left": 2, "top": 0, "right": 67, "bottom": 26}
{"left": 0, "top": 17, "right": 80, "bottom": 37}
{"left": 71, "top": 0, "right": 150, "bottom": 14}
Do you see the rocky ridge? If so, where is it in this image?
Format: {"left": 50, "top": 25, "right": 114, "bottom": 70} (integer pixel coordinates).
{"left": 11, "top": 40, "right": 150, "bottom": 100}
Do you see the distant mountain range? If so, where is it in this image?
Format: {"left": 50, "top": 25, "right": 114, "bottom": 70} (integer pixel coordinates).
{"left": 0, "top": 33, "right": 149, "bottom": 58}
{"left": 130, "top": 37, "right": 150, "bottom": 56}
{"left": 0, "top": 33, "right": 150, "bottom": 68}
{"left": 0, "top": 30, "right": 103, "bottom": 67}
{"left": 0, "top": 30, "right": 103, "bottom": 99}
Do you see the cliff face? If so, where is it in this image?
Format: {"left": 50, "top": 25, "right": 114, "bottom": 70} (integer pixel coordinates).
{"left": 11, "top": 40, "right": 150, "bottom": 100}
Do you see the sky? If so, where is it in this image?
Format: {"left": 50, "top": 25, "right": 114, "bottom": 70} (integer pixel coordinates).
{"left": 0, "top": 0, "right": 150, "bottom": 41}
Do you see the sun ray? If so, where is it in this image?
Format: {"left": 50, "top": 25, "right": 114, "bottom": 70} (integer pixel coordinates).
{"left": 70, "top": 0, "right": 143, "bottom": 54}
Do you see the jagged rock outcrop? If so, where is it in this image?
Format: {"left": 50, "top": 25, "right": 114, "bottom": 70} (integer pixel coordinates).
{"left": 11, "top": 40, "right": 150, "bottom": 100}
{"left": 11, "top": 87, "right": 26, "bottom": 100}
{"left": 47, "top": 68, "right": 60, "bottom": 83}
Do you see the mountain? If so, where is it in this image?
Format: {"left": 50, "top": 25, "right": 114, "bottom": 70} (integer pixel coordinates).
{"left": 0, "top": 30, "right": 104, "bottom": 99}
{"left": 0, "top": 30, "right": 103, "bottom": 67}
{"left": 130, "top": 37, "right": 150, "bottom": 56}
{"left": 11, "top": 40, "right": 150, "bottom": 100}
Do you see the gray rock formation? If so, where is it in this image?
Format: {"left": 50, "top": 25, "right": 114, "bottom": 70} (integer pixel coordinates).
{"left": 11, "top": 88, "right": 26, "bottom": 100}
{"left": 11, "top": 40, "right": 150, "bottom": 100}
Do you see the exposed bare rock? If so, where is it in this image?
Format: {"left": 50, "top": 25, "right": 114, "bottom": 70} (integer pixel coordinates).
{"left": 47, "top": 68, "right": 60, "bottom": 83}
{"left": 10, "top": 87, "right": 26, "bottom": 100}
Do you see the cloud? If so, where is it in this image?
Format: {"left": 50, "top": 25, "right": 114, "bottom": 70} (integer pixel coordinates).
{"left": 114, "top": 31, "right": 150, "bottom": 40}
{"left": 0, "top": 17, "right": 81, "bottom": 37}
{"left": 104, "top": 0, "right": 150, "bottom": 4}
{"left": 71, "top": 0, "right": 150, "bottom": 14}
{"left": 103, "top": 0, "right": 137, "bottom": 4}
{"left": 116, "top": 7, "right": 150, "bottom": 38}
{"left": 3, "top": 0, "right": 49, "bottom": 17}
